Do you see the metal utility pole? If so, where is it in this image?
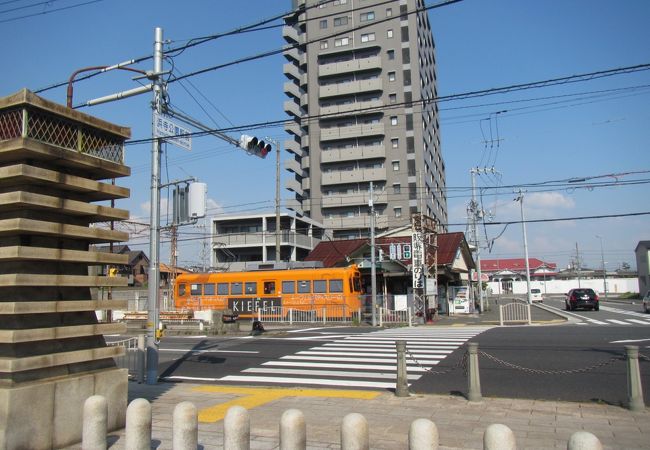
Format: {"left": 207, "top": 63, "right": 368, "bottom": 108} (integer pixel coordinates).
{"left": 146, "top": 26, "right": 164, "bottom": 385}
{"left": 369, "top": 181, "right": 377, "bottom": 327}
{"left": 596, "top": 235, "right": 608, "bottom": 300}
{"left": 263, "top": 137, "right": 281, "bottom": 263}
{"left": 515, "top": 190, "right": 531, "bottom": 304}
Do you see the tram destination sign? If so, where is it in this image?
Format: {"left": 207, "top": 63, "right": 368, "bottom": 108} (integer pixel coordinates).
{"left": 228, "top": 297, "right": 282, "bottom": 314}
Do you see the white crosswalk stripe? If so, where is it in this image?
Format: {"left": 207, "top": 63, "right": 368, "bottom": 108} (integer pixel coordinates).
{"left": 218, "top": 327, "right": 489, "bottom": 388}
{"left": 578, "top": 318, "right": 650, "bottom": 326}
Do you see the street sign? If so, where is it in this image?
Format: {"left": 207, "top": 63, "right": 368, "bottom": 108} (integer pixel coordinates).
{"left": 411, "top": 231, "right": 424, "bottom": 289}
{"left": 154, "top": 112, "right": 192, "bottom": 151}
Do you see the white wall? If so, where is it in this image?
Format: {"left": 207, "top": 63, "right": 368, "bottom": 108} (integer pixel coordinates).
{"left": 487, "top": 277, "right": 638, "bottom": 296}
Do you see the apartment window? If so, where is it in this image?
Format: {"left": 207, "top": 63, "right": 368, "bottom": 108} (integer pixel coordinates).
{"left": 390, "top": 116, "right": 398, "bottom": 126}
{"left": 401, "top": 26, "right": 409, "bottom": 42}
{"left": 334, "top": 16, "right": 348, "bottom": 26}
{"left": 387, "top": 29, "right": 394, "bottom": 38}
{"left": 388, "top": 71, "right": 396, "bottom": 81}
{"left": 392, "top": 160, "right": 400, "bottom": 171}
{"left": 393, "top": 183, "right": 401, "bottom": 194}
{"left": 389, "top": 93, "right": 397, "bottom": 103}
{"left": 334, "top": 37, "right": 350, "bottom": 47}
{"left": 394, "top": 207, "right": 402, "bottom": 218}
{"left": 360, "top": 11, "right": 375, "bottom": 21}
{"left": 320, "top": 40, "right": 329, "bottom": 49}
{"left": 387, "top": 49, "right": 395, "bottom": 60}
{"left": 386, "top": 7, "right": 393, "bottom": 17}
{"left": 391, "top": 138, "right": 399, "bottom": 148}
{"left": 318, "top": 1, "right": 327, "bottom": 8}
{"left": 360, "top": 32, "right": 375, "bottom": 43}
{"left": 334, "top": 0, "right": 347, "bottom": 4}
{"left": 403, "top": 69, "right": 411, "bottom": 86}
{"left": 320, "top": 19, "right": 328, "bottom": 29}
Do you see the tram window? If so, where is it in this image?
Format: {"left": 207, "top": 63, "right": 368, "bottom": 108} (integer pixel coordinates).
{"left": 264, "top": 281, "right": 276, "bottom": 294}
{"left": 231, "top": 282, "right": 243, "bottom": 295}
{"left": 282, "top": 280, "right": 295, "bottom": 293}
{"left": 204, "top": 283, "right": 215, "bottom": 295}
{"left": 217, "top": 283, "right": 229, "bottom": 295}
{"left": 190, "top": 284, "right": 202, "bottom": 295}
{"left": 329, "top": 279, "right": 343, "bottom": 293}
{"left": 314, "top": 280, "right": 327, "bottom": 293}
{"left": 178, "top": 283, "right": 186, "bottom": 296}
{"left": 245, "top": 282, "right": 257, "bottom": 295}
{"left": 352, "top": 277, "right": 362, "bottom": 293}
{"left": 298, "top": 280, "right": 311, "bottom": 293}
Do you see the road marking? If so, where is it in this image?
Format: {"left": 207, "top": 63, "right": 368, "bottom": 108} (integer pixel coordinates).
{"left": 241, "top": 367, "right": 420, "bottom": 380}
{"left": 218, "top": 375, "right": 397, "bottom": 389}
{"left": 193, "top": 385, "right": 381, "bottom": 423}
{"left": 610, "top": 338, "right": 650, "bottom": 344}
{"left": 296, "top": 349, "right": 453, "bottom": 357}
{"left": 626, "top": 319, "right": 650, "bottom": 325}
{"left": 606, "top": 319, "right": 631, "bottom": 325}
{"left": 262, "top": 361, "right": 431, "bottom": 372}
{"left": 159, "top": 348, "right": 260, "bottom": 354}
{"left": 280, "top": 355, "right": 445, "bottom": 363}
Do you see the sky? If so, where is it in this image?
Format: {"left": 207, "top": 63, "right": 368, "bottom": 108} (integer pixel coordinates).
{"left": 2, "top": 0, "right": 649, "bottom": 272}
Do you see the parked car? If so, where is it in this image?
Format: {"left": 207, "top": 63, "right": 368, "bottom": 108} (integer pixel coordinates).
{"left": 530, "top": 288, "right": 543, "bottom": 302}
{"left": 565, "top": 288, "right": 599, "bottom": 311}
{"left": 643, "top": 291, "right": 650, "bottom": 314}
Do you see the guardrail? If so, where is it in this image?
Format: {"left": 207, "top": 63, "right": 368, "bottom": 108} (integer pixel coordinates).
{"left": 256, "top": 306, "right": 362, "bottom": 324}
{"left": 108, "top": 335, "right": 144, "bottom": 382}
{"left": 499, "top": 301, "right": 531, "bottom": 325}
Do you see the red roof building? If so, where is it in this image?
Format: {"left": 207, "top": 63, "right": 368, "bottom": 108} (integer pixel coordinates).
{"left": 480, "top": 258, "right": 557, "bottom": 281}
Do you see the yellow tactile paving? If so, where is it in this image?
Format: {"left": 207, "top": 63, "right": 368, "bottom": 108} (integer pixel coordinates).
{"left": 193, "top": 385, "right": 381, "bottom": 423}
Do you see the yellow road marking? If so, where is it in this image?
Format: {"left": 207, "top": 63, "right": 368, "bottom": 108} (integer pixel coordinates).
{"left": 193, "top": 385, "right": 381, "bottom": 423}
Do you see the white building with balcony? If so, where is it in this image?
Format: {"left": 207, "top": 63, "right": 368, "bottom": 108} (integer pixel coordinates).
{"left": 210, "top": 212, "right": 328, "bottom": 271}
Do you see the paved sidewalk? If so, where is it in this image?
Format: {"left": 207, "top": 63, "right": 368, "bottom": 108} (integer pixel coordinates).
{"left": 69, "top": 380, "right": 649, "bottom": 450}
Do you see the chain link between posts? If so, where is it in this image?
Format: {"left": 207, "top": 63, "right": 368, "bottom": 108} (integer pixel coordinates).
{"left": 405, "top": 346, "right": 468, "bottom": 375}
{"left": 478, "top": 350, "right": 624, "bottom": 375}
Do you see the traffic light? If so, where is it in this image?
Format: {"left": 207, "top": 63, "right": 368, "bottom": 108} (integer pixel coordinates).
{"left": 239, "top": 134, "right": 271, "bottom": 159}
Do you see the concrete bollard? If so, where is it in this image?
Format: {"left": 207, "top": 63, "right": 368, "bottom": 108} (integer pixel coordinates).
{"left": 280, "top": 408, "right": 306, "bottom": 450}
{"left": 125, "top": 398, "right": 152, "bottom": 450}
{"left": 173, "top": 401, "right": 198, "bottom": 450}
{"left": 408, "top": 418, "right": 438, "bottom": 450}
{"left": 467, "top": 342, "right": 482, "bottom": 402}
{"left": 395, "top": 340, "right": 410, "bottom": 397}
{"left": 625, "top": 345, "right": 646, "bottom": 411}
{"left": 224, "top": 405, "right": 250, "bottom": 450}
{"left": 82, "top": 395, "right": 107, "bottom": 450}
{"left": 341, "top": 412, "right": 369, "bottom": 450}
{"left": 483, "top": 423, "right": 515, "bottom": 450}
{"left": 567, "top": 431, "right": 603, "bottom": 450}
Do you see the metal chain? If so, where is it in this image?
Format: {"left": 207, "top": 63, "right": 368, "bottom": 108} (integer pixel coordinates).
{"left": 478, "top": 350, "right": 623, "bottom": 375}
{"left": 639, "top": 352, "right": 650, "bottom": 362}
{"left": 404, "top": 346, "right": 467, "bottom": 375}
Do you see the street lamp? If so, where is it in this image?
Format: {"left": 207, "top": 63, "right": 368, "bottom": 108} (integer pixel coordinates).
{"left": 514, "top": 190, "right": 531, "bottom": 304}
{"left": 596, "top": 235, "right": 608, "bottom": 300}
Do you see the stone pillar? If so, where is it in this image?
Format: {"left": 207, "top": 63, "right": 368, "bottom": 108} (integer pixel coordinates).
{"left": 0, "top": 89, "right": 131, "bottom": 449}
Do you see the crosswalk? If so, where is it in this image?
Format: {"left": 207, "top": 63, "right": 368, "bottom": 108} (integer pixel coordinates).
{"left": 217, "top": 327, "right": 489, "bottom": 389}
{"left": 575, "top": 305, "right": 650, "bottom": 326}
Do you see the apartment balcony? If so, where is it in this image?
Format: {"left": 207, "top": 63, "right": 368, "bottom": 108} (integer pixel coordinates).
{"left": 285, "top": 121, "right": 302, "bottom": 139}
{"left": 322, "top": 214, "right": 388, "bottom": 230}
{"left": 284, "top": 158, "right": 304, "bottom": 177}
{"left": 285, "top": 198, "right": 303, "bottom": 216}
{"left": 318, "top": 56, "right": 381, "bottom": 77}
{"left": 319, "top": 78, "right": 383, "bottom": 99}
{"left": 301, "top": 177, "right": 310, "bottom": 191}
{"left": 283, "top": 45, "right": 305, "bottom": 66}
{"left": 320, "top": 122, "right": 385, "bottom": 142}
{"left": 284, "top": 139, "right": 303, "bottom": 157}
{"left": 283, "top": 81, "right": 302, "bottom": 101}
{"left": 283, "top": 63, "right": 304, "bottom": 84}
{"left": 320, "top": 99, "right": 383, "bottom": 118}
{"left": 302, "top": 155, "right": 310, "bottom": 170}
{"left": 282, "top": 25, "right": 301, "bottom": 45}
{"left": 321, "top": 144, "right": 385, "bottom": 163}
{"left": 322, "top": 190, "right": 387, "bottom": 208}
{"left": 285, "top": 178, "right": 304, "bottom": 196}
{"left": 301, "top": 134, "right": 309, "bottom": 148}
{"left": 284, "top": 100, "right": 304, "bottom": 119}
{"left": 321, "top": 167, "right": 387, "bottom": 186}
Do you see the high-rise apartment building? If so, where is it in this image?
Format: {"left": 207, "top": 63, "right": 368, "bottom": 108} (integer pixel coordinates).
{"left": 283, "top": 0, "right": 448, "bottom": 239}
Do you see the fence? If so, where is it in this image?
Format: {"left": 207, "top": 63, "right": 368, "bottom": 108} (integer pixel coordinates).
{"left": 80, "top": 395, "right": 605, "bottom": 450}
{"left": 256, "top": 305, "right": 362, "bottom": 324}
{"left": 379, "top": 306, "right": 414, "bottom": 326}
{"left": 499, "top": 301, "right": 531, "bottom": 325}
{"left": 108, "top": 335, "right": 144, "bottom": 382}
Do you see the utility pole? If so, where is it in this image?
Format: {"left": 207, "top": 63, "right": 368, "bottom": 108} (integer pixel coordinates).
{"left": 263, "top": 136, "right": 282, "bottom": 264}
{"left": 146, "top": 27, "right": 165, "bottom": 385}
{"left": 515, "top": 190, "right": 531, "bottom": 304}
{"left": 469, "top": 168, "right": 488, "bottom": 313}
{"left": 369, "top": 181, "right": 377, "bottom": 326}
{"left": 575, "top": 242, "right": 582, "bottom": 288}
{"left": 596, "top": 235, "right": 607, "bottom": 299}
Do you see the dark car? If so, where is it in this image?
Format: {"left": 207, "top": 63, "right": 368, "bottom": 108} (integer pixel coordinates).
{"left": 565, "top": 288, "right": 599, "bottom": 311}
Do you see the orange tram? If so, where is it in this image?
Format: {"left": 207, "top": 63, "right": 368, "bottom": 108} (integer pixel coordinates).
{"left": 174, "top": 265, "right": 363, "bottom": 318}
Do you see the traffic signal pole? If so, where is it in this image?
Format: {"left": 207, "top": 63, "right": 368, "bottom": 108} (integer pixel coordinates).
{"left": 146, "top": 26, "right": 164, "bottom": 385}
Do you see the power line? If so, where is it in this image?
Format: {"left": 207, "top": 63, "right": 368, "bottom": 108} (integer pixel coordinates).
{"left": 0, "top": 0, "right": 104, "bottom": 24}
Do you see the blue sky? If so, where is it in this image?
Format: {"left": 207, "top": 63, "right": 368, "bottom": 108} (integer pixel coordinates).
{"left": 3, "top": 0, "right": 649, "bottom": 272}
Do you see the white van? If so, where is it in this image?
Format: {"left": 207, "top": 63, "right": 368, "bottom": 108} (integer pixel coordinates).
{"left": 530, "top": 288, "right": 543, "bottom": 302}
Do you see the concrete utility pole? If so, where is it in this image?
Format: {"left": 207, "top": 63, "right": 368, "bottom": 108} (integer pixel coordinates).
{"left": 596, "top": 235, "right": 608, "bottom": 300}
{"left": 147, "top": 26, "right": 165, "bottom": 385}
{"left": 263, "top": 136, "right": 282, "bottom": 263}
{"left": 469, "top": 168, "right": 491, "bottom": 313}
{"left": 369, "top": 181, "right": 377, "bottom": 327}
{"left": 514, "top": 190, "right": 531, "bottom": 304}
